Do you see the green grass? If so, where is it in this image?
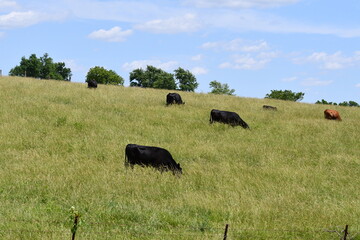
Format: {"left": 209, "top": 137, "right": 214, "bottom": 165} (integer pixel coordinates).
{"left": 0, "top": 76, "right": 359, "bottom": 239}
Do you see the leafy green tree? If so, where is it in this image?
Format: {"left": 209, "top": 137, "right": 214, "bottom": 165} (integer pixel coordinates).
{"left": 86, "top": 66, "right": 124, "bottom": 85}
{"left": 129, "top": 68, "right": 148, "bottom": 87}
{"left": 265, "top": 90, "right": 304, "bottom": 102}
{"left": 348, "top": 101, "right": 359, "bottom": 107}
{"left": 339, "top": 101, "right": 359, "bottom": 107}
{"left": 209, "top": 80, "right": 235, "bottom": 95}
{"left": 9, "top": 53, "right": 71, "bottom": 81}
{"left": 174, "top": 67, "right": 198, "bottom": 92}
{"left": 315, "top": 99, "right": 337, "bottom": 105}
{"left": 152, "top": 71, "right": 177, "bottom": 90}
{"left": 129, "top": 65, "right": 176, "bottom": 90}
{"left": 9, "top": 54, "right": 41, "bottom": 77}
{"left": 315, "top": 99, "right": 359, "bottom": 107}
{"left": 40, "top": 53, "right": 60, "bottom": 80}
{"left": 55, "top": 62, "right": 72, "bottom": 81}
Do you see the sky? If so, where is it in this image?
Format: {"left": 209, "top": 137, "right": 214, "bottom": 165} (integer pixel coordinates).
{"left": 1, "top": 0, "right": 360, "bottom": 103}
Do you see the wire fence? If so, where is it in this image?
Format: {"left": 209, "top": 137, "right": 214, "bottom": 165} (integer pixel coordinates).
{"left": 1, "top": 218, "right": 359, "bottom": 240}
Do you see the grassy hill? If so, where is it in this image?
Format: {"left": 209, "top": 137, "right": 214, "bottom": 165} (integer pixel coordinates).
{"left": 0, "top": 76, "right": 359, "bottom": 239}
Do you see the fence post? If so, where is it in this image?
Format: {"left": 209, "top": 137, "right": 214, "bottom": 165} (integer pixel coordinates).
{"left": 223, "top": 224, "right": 229, "bottom": 240}
{"left": 71, "top": 214, "right": 79, "bottom": 240}
{"left": 343, "top": 225, "right": 349, "bottom": 240}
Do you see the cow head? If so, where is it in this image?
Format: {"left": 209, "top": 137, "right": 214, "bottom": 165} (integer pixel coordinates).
{"left": 174, "top": 163, "right": 182, "bottom": 175}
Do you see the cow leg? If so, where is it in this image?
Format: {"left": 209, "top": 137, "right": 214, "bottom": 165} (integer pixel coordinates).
{"left": 124, "top": 154, "right": 129, "bottom": 168}
{"left": 124, "top": 160, "right": 134, "bottom": 169}
{"left": 125, "top": 161, "right": 134, "bottom": 169}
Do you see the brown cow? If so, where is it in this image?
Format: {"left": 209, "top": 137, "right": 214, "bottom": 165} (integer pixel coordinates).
{"left": 324, "top": 109, "right": 342, "bottom": 121}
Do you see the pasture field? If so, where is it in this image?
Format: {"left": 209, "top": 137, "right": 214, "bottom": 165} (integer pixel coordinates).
{"left": 0, "top": 76, "right": 360, "bottom": 239}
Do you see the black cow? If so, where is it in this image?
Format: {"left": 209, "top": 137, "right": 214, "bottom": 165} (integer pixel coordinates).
{"left": 87, "top": 79, "right": 97, "bottom": 88}
{"left": 263, "top": 105, "right": 277, "bottom": 110}
{"left": 125, "top": 144, "right": 182, "bottom": 175}
{"left": 209, "top": 109, "right": 249, "bottom": 129}
{"left": 166, "top": 93, "right": 184, "bottom": 105}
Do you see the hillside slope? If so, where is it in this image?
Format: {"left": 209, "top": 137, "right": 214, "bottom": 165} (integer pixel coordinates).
{"left": 0, "top": 76, "right": 359, "bottom": 239}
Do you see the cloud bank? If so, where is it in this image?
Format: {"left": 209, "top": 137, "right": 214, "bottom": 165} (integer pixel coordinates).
{"left": 88, "top": 26, "right": 133, "bottom": 42}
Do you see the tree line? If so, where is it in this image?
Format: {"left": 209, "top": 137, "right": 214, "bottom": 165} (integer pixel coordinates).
{"left": 9, "top": 53, "right": 200, "bottom": 92}
{"left": 9, "top": 53, "right": 71, "bottom": 81}
{"left": 9, "top": 53, "right": 233, "bottom": 95}
{"left": 8, "top": 53, "right": 359, "bottom": 105}
{"left": 315, "top": 99, "right": 359, "bottom": 107}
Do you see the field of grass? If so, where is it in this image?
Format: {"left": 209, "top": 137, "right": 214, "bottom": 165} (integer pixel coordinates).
{"left": 0, "top": 76, "right": 360, "bottom": 239}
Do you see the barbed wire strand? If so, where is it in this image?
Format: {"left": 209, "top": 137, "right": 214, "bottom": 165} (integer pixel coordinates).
{"left": 2, "top": 219, "right": 358, "bottom": 238}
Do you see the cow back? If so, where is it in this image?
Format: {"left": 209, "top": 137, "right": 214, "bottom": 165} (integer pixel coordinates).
{"left": 263, "top": 105, "right": 277, "bottom": 110}
{"left": 324, "top": 109, "right": 341, "bottom": 121}
{"left": 125, "top": 144, "right": 182, "bottom": 174}
{"left": 166, "top": 93, "right": 184, "bottom": 105}
{"left": 87, "top": 80, "right": 97, "bottom": 88}
{"left": 210, "top": 109, "right": 249, "bottom": 129}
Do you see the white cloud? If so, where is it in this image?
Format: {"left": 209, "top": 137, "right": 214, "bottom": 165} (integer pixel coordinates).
{"left": 202, "top": 10, "right": 360, "bottom": 38}
{"left": 64, "top": 0, "right": 165, "bottom": 23}
{"left": 135, "top": 13, "right": 201, "bottom": 34}
{"left": 219, "top": 50, "right": 278, "bottom": 70}
{"left": 0, "top": 11, "right": 41, "bottom": 28}
{"left": 356, "top": 83, "right": 360, "bottom": 88}
{"left": 122, "top": 60, "right": 179, "bottom": 71}
{"left": 191, "top": 54, "right": 203, "bottom": 61}
{"left": 282, "top": 76, "right": 298, "bottom": 82}
{"left": 183, "top": 0, "right": 300, "bottom": 8}
{"left": 301, "top": 78, "right": 333, "bottom": 86}
{"left": 88, "top": 26, "right": 133, "bottom": 42}
{"left": 296, "top": 51, "right": 360, "bottom": 70}
{"left": 0, "top": 10, "right": 68, "bottom": 29}
{"left": 202, "top": 39, "right": 269, "bottom": 52}
{"left": 0, "top": 32, "right": 5, "bottom": 38}
{"left": 191, "top": 67, "right": 208, "bottom": 75}
{"left": 63, "top": 59, "right": 87, "bottom": 73}
{"left": 219, "top": 53, "right": 273, "bottom": 70}
{"left": 0, "top": 0, "right": 18, "bottom": 11}
{"left": 2, "top": 0, "right": 358, "bottom": 39}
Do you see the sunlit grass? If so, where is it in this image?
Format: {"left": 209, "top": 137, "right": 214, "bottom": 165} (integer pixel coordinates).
{"left": 0, "top": 76, "right": 359, "bottom": 239}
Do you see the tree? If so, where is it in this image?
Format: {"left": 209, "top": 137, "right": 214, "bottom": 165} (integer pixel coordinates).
{"left": 129, "top": 65, "right": 176, "bottom": 90}
{"left": 152, "top": 71, "right": 177, "bottom": 90}
{"left": 129, "top": 68, "right": 148, "bottom": 87}
{"left": 315, "top": 99, "right": 337, "bottom": 105}
{"left": 315, "top": 99, "right": 359, "bottom": 107}
{"left": 55, "top": 62, "right": 72, "bottom": 81}
{"left": 86, "top": 66, "right": 124, "bottom": 85}
{"left": 265, "top": 90, "right": 304, "bottom": 102}
{"left": 174, "top": 67, "right": 198, "bottom": 92}
{"left": 209, "top": 80, "right": 235, "bottom": 95}
{"left": 339, "top": 101, "right": 359, "bottom": 107}
{"left": 9, "top": 53, "right": 72, "bottom": 81}
{"left": 40, "top": 53, "right": 61, "bottom": 80}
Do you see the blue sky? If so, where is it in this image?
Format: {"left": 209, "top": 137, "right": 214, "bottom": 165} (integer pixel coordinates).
{"left": 1, "top": 0, "right": 360, "bottom": 103}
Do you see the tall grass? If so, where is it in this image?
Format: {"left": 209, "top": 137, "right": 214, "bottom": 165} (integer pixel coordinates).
{"left": 0, "top": 76, "right": 359, "bottom": 239}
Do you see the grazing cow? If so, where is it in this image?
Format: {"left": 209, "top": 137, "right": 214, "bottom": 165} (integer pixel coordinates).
{"left": 166, "top": 93, "right": 185, "bottom": 105}
{"left": 125, "top": 144, "right": 182, "bottom": 175}
{"left": 210, "top": 109, "right": 249, "bottom": 129}
{"left": 324, "top": 109, "right": 342, "bottom": 121}
{"left": 263, "top": 105, "right": 277, "bottom": 110}
{"left": 87, "top": 79, "right": 97, "bottom": 88}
